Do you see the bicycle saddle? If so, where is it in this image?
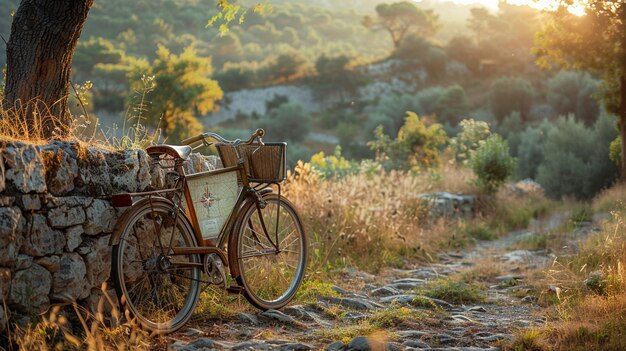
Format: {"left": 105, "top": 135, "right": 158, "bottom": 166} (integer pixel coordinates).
{"left": 146, "top": 145, "right": 192, "bottom": 160}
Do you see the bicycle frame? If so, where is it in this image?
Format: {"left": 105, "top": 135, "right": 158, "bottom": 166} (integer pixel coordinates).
{"left": 110, "top": 150, "right": 276, "bottom": 269}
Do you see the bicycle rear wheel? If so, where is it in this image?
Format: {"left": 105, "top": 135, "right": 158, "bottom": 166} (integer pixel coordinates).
{"left": 111, "top": 198, "right": 201, "bottom": 334}
{"left": 229, "top": 194, "right": 307, "bottom": 310}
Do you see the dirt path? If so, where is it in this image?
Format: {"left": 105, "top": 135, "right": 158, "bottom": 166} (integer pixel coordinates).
{"left": 165, "top": 212, "right": 596, "bottom": 351}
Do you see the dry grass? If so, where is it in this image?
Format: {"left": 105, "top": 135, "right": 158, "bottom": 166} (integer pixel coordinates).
{"left": 0, "top": 100, "right": 69, "bottom": 143}
{"left": 283, "top": 162, "right": 474, "bottom": 274}
{"left": 506, "top": 189, "right": 626, "bottom": 350}
{"left": 8, "top": 283, "right": 153, "bottom": 351}
{"left": 592, "top": 183, "right": 626, "bottom": 214}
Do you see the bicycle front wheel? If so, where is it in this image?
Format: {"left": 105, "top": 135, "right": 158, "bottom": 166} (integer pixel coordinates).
{"left": 229, "top": 194, "right": 307, "bottom": 310}
{"left": 111, "top": 198, "right": 201, "bottom": 334}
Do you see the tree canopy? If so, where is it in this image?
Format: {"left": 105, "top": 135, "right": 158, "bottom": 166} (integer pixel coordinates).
{"left": 363, "top": 1, "right": 439, "bottom": 48}
{"left": 535, "top": 0, "right": 626, "bottom": 178}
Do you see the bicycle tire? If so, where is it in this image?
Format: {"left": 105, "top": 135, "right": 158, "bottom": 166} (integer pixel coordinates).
{"left": 229, "top": 194, "right": 307, "bottom": 310}
{"left": 111, "top": 198, "right": 201, "bottom": 334}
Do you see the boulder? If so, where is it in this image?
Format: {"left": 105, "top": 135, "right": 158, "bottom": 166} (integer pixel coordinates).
{"left": 416, "top": 192, "right": 476, "bottom": 218}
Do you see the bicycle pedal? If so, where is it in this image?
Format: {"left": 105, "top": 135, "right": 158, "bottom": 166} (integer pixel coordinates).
{"left": 226, "top": 285, "right": 245, "bottom": 295}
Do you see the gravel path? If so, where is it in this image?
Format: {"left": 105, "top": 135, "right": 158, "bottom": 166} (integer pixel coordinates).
{"left": 165, "top": 213, "right": 596, "bottom": 350}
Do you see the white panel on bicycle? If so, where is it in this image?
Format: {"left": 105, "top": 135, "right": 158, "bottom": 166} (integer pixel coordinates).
{"left": 186, "top": 169, "right": 239, "bottom": 240}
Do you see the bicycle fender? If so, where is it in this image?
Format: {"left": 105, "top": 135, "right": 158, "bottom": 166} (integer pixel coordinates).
{"left": 108, "top": 196, "right": 176, "bottom": 246}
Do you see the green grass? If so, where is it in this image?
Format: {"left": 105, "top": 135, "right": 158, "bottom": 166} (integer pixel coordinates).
{"left": 464, "top": 222, "right": 497, "bottom": 241}
{"left": 417, "top": 278, "right": 484, "bottom": 304}
{"left": 294, "top": 278, "right": 340, "bottom": 304}
{"left": 513, "top": 233, "right": 549, "bottom": 250}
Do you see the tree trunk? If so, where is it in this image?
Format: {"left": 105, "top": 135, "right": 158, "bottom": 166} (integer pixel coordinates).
{"left": 3, "top": 0, "right": 94, "bottom": 139}
{"left": 618, "top": 69, "right": 626, "bottom": 183}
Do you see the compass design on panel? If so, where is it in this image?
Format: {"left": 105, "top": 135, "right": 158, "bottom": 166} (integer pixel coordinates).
{"left": 199, "top": 186, "right": 220, "bottom": 215}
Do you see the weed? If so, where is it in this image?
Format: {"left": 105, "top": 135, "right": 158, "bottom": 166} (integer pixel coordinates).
{"left": 464, "top": 221, "right": 496, "bottom": 241}
{"left": 504, "top": 329, "right": 548, "bottom": 351}
{"left": 294, "top": 279, "right": 339, "bottom": 304}
{"left": 418, "top": 278, "right": 484, "bottom": 304}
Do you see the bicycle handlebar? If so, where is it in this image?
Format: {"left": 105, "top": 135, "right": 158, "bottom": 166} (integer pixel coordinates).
{"left": 181, "top": 128, "right": 265, "bottom": 146}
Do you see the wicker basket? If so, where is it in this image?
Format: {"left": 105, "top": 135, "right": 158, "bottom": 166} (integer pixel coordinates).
{"left": 216, "top": 142, "right": 286, "bottom": 183}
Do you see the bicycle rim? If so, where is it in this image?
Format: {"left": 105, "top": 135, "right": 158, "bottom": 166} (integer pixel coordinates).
{"left": 233, "top": 195, "right": 307, "bottom": 310}
{"left": 112, "top": 200, "right": 201, "bottom": 333}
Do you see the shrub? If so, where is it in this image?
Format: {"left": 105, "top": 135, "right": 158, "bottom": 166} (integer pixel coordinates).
{"left": 489, "top": 76, "right": 534, "bottom": 121}
{"left": 310, "top": 146, "right": 358, "bottom": 179}
{"left": 434, "top": 84, "right": 469, "bottom": 125}
{"left": 261, "top": 102, "right": 311, "bottom": 142}
{"left": 536, "top": 114, "right": 618, "bottom": 199}
{"left": 469, "top": 134, "right": 516, "bottom": 194}
{"left": 609, "top": 136, "right": 621, "bottom": 168}
{"left": 547, "top": 70, "right": 600, "bottom": 125}
{"left": 496, "top": 111, "right": 524, "bottom": 156}
{"left": 366, "top": 93, "right": 423, "bottom": 136}
{"left": 448, "top": 118, "right": 491, "bottom": 164}
{"left": 369, "top": 111, "right": 448, "bottom": 172}
{"left": 515, "top": 120, "right": 552, "bottom": 179}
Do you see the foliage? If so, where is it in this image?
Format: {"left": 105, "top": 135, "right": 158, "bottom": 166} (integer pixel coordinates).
{"left": 448, "top": 118, "right": 491, "bottom": 164}
{"left": 496, "top": 111, "right": 524, "bottom": 156}
{"left": 446, "top": 35, "right": 480, "bottom": 73}
{"left": 489, "top": 76, "right": 535, "bottom": 121}
{"left": 535, "top": 1, "right": 626, "bottom": 177}
{"left": 260, "top": 102, "right": 311, "bottom": 142}
{"left": 547, "top": 70, "right": 601, "bottom": 125}
{"left": 363, "top": 1, "right": 440, "bottom": 48}
{"left": 469, "top": 134, "right": 516, "bottom": 194}
{"left": 265, "top": 94, "right": 289, "bottom": 112}
{"left": 419, "top": 278, "right": 484, "bottom": 304}
{"left": 610, "top": 136, "right": 621, "bottom": 168}
{"left": 128, "top": 45, "right": 223, "bottom": 143}
{"left": 434, "top": 84, "right": 469, "bottom": 125}
{"left": 369, "top": 111, "right": 448, "bottom": 172}
{"left": 536, "top": 114, "right": 618, "bottom": 199}
{"left": 310, "top": 146, "right": 359, "bottom": 179}
{"left": 515, "top": 120, "right": 551, "bottom": 179}
{"left": 366, "top": 93, "right": 423, "bottom": 136}
{"left": 534, "top": 1, "right": 624, "bottom": 116}
{"left": 313, "top": 54, "right": 362, "bottom": 102}
{"left": 207, "top": 0, "right": 272, "bottom": 36}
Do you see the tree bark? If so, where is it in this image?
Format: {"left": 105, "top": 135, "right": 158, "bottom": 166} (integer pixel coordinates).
{"left": 618, "top": 69, "right": 626, "bottom": 183}
{"left": 3, "top": 0, "right": 94, "bottom": 139}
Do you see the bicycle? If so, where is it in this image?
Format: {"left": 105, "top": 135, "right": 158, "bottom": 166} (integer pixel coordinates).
{"left": 109, "top": 129, "right": 307, "bottom": 334}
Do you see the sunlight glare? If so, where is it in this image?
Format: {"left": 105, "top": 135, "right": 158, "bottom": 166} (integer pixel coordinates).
{"left": 416, "top": 0, "right": 586, "bottom": 16}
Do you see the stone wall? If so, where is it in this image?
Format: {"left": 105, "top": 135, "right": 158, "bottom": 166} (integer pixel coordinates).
{"left": 0, "top": 140, "right": 216, "bottom": 332}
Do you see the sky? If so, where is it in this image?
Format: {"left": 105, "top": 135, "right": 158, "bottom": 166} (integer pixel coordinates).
{"left": 420, "top": 0, "right": 586, "bottom": 15}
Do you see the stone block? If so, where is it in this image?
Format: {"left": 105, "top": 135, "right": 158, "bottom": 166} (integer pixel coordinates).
{"left": 40, "top": 145, "right": 78, "bottom": 196}
{"left": 0, "top": 206, "right": 23, "bottom": 266}
{"left": 49, "top": 204, "right": 86, "bottom": 228}
{"left": 53, "top": 253, "right": 89, "bottom": 301}
{"left": 21, "top": 214, "right": 66, "bottom": 256}
{"left": 79, "top": 235, "right": 112, "bottom": 288}
{"left": 3, "top": 144, "right": 47, "bottom": 193}
{"left": 84, "top": 199, "right": 116, "bottom": 235}
{"left": 65, "top": 225, "right": 84, "bottom": 251}
{"left": 9, "top": 263, "right": 51, "bottom": 313}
